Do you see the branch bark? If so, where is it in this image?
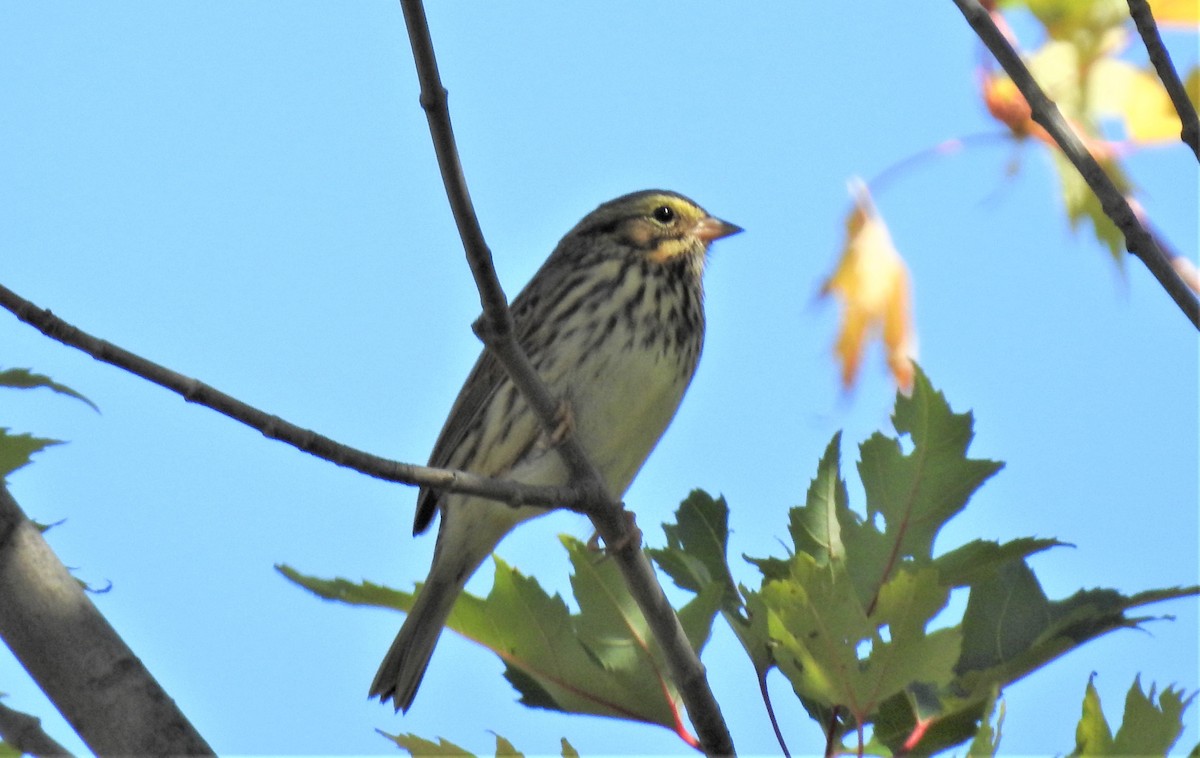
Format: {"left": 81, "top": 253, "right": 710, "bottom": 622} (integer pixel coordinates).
{"left": 953, "top": 0, "right": 1200, "bottom": 329}
{"left": 0, "top": 701, "right": 73, "bottom": 757}
{"left": 0, "top": 282, "right": 580, "bottom": 512}
{"left": 0, "top": 483, "right": 213, "bottom": 756}
{"left": 396, "top": 2, "right": 735, "bottom": 754}
{"left": 1126, "top": 0, "right": 1200, "bottom": 161}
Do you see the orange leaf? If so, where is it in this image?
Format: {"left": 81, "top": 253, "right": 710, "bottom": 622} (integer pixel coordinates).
{"left": 982, "top": 73, "right": 1061, "bottom": 146}
{"left": 821, "top": 181, "right": 917, "bottom": 393}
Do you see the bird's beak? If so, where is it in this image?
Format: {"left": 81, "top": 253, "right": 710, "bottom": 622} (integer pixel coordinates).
{"left": 693, "top": 216, "right": 743, "bottom": 243}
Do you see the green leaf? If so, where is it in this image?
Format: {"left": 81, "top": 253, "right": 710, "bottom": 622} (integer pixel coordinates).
{"left": 559, "top": 738, "right": 579, "bottom": 758}
{"left": 932, "top": 537, "right": 1066, "bottom": 588}
{"left": 858, "top": 368, "right": 1004, "bottom": 563}
{"left": 282, "top": 534, "right": 706, "bottom": 731}
{"left": 0, "top": 367, "right": 98, "bottom": 412}
{"left": 379, "top": 732, "right": 474, "bottom": 756}
{"left": 788, "top": 433, "right": 847, "bottom": 566}
{"left": 1050, "top": 150, "right": 1129, "bottom": 261}
{"left": 0, "top": 428, "right": 62, "bottom": 478}
{"left": 955, "top": 559, "right": 1198, "bottom": 701}
{"left": 493, "top": 734, "right": 522, "bottom": 758}
{"left": 276, "top": 565, "right": 415, "bottom": 609}
{"left": 647, "top": 490, "right": 740, "bottom": 612}
{"left": 1111, "top": 677, "right": 1196, "bottom": 756}
{"left": 1072, "top": 677, "right": 1115, "bottom": 756}
{"left": 760, "top": 553, "right": 960, "bottom": 724}
{"left": 967, "top": 688, "right": 1004, "bottom": 756}
{"left": 869, "top": 568, "right": 962, "bottom": 698}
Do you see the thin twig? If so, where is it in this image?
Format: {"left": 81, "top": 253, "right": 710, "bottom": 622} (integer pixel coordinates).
{"left": 1126, "top": 0, "right": 1200, "bottom": 161}
{"left": 0, "top": 283, "right": 579, "bottom": 512}
{"left": 396, "top": 2, "right": 735, "bottom": 754}
{"left": 0, "top": 701, "right": 73, "bottom": 757}
{"left": 952, "top": 0, "right": 1200, "bottom": 330}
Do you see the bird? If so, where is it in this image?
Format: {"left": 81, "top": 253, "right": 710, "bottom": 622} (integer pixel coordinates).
{"left": 369, "top": 189, "right": 741, "bottom": 712}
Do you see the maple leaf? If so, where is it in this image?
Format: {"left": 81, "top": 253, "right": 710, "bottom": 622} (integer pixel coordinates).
{"left": 820, "top": 180, "right": 916, "bottom": 393}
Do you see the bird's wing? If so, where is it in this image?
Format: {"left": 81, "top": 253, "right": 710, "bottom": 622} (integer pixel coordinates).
{"left": 412, "top": 301, "right": 548, "bottom": 535}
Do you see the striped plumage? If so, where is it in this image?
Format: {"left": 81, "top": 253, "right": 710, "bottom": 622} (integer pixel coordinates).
{"left": 370, "top": 190, "right": 740, "bottom": 711}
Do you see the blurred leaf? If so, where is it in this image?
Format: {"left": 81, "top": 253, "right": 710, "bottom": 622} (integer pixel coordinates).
{"left": 276, "top": 565, "right": 415, "bottom": 609}
{"left": 0, "top": 367, "right": 98, "bottom": 412}
{"left": 0, "top": 428, "right": 62, "bottom": 478}
{"left": 1072, "top": 677, "right": 1115, "bottom": 755}
{"left": 1112, "top": 677, "right": 1195, "bottom": 755}
{"left": 380, "top": 732, "right": 474, "bottom": 756}
{"left": 984, "top": 5, "right": 1158, "bottom": 261}
{"left": 1000, "top": 0, "right": 1129, "bottom": 40}
{"left": 1089, "top": 59, "right": 1182, "bottom": 144}
{"left": 819, "top": 180, "right": 915, "bottom": 393}
{"left": 377, "top": 733, "right": 578, "bottom": 758}
{"left": 1049, "top": 149, "right": 1130, "bottom": 260}
{"left": 493, "top": 735, "right": 521, "bottom": 758}
{"left": 967, "top": 689, "right": 1004, "bottom": 756}
{"left": 1065, "top": 674, "right": 1196, "bottom": 755}
{"left": 1148, "top": 0, "right": 1200, "bottom": 25}
{"left": 1173, "top": 254, "right": 1200, "bottom": 293}
{"left": 983, "top": 73, "right": 1043, "bottom": 141}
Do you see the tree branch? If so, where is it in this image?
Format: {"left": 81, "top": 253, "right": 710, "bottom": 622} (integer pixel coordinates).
{"left": 0, "top": 701, "right": 73, "bottom": 757}
{"left": 952, "top": 0, "right": 1200, "bottom": 329}
{"left": 1126, "top": 0, "right": 1200, "bottom": 161}
{"left": 0, "top": 282, "right": 581, "bottom": 512}
{"left": 395, "top": 2, "right": 734, "bottom": 754}
{"left": 0, "top": 483, "right": 213, "bottom": 755}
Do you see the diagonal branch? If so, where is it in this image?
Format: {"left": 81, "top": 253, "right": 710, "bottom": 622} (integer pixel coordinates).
{"left": 395, "top": 2, "right": 734, "bottom": 754}
{"left": 0, "top": 282, "right": 579, "bottom": 512}
{"left": 0, "top": 701, "right": 73, "bottom": 758}
{"left": 952, "top": 0, "right": 1200, "bottom": 330}
{"left": 0, "top": 483, "right": 213, "bottom": 755}
{"left": 1126, "top": 0, "right": 1200, "bottom": 161}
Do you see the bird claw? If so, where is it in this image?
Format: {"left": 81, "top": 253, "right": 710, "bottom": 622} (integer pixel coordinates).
{"left": 585, "top": 510, "right": 642, "bottom": 555}
{"left": 536, "top": 399, "right": 576, "bottom": 451}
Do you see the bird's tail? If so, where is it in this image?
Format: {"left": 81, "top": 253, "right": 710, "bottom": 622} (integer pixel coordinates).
{"left": 368, "top": 566, "right": 461, "bottom": 712}
{"left": 369, "top": 498, "right": 528, "bottom": 712}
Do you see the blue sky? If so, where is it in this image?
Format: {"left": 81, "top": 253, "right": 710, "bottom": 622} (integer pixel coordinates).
{"left": 2, "top": 3, "right": 1197, "bottom": 755}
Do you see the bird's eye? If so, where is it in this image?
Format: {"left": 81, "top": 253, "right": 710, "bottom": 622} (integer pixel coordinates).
{"left": 652, "top": 205, "right": 676, "bottom": 224}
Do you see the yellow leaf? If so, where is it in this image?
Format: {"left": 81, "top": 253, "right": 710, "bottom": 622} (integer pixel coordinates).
{"left": 820, "top": 181, "right": 916, "bottom": 393}
{"left": 1124, "top": 69, "right": 1183, "bottom": 142}
{"left": 1147, "top": 0, "right": 1199, "bottom": 26}
{"left": 1090, "top": 59, "right": 1182, "bottom": 143}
